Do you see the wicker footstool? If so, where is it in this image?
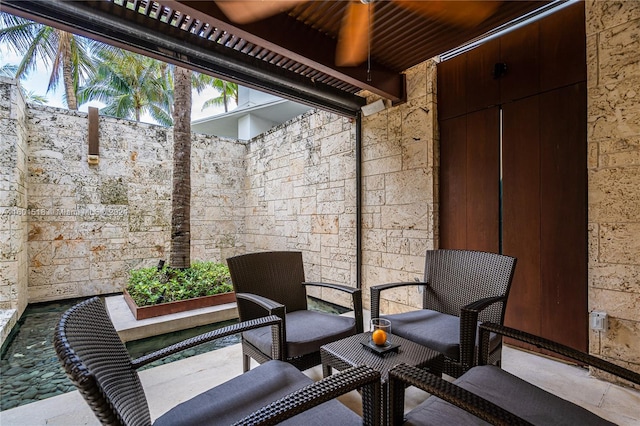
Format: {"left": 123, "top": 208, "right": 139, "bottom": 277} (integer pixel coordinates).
{"left": 321, "top": 332, "right": 444, "bottom": 425}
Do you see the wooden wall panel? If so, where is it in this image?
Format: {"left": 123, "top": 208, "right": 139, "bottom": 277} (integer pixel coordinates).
{"left": 437, "top": 54, "right": 467, "bottom": 120}
{"left": 540, "top": 2, "right": 586, "bottom": 92}
{"left": 539, "top": 83, "right": 588, "bottom": 351}
{"left": 500, "top": 21, "right": 540, "bottom": 103}
{"left": 465, "top": 108, "right": 500, "bottom": 252}
{"left": 437, "top": 2, "right": 587, "bottom": 354}
{"left": 439, "top": 116, "right": 468, "bottom": 249}
{"left": 466, "top": 40, "right": 501, "bottom": 114}
{"left": 502, "top": 96, "right": 542, "bottom": 336}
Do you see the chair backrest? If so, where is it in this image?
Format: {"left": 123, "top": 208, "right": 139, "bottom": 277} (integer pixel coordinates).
{"left": 227, "top": 251, "right": 308, "bottom": 313}
{"left": 53, "top": 297, "right": 151, "bottom": 426}
{"left": 422, "top": 249, "right": 516, "bottom": 323}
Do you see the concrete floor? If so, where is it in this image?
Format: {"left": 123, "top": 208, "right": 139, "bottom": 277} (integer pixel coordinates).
{"left": 1, "top": 297, "right": 639, "bottom": 425}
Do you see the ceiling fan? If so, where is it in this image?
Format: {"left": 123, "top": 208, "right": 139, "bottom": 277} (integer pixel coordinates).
{"left": 215, "top": 1, "right": 501, "bottom": 67}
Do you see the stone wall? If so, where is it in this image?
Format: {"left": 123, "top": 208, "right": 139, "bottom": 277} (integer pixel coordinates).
{"left": 360, "top": 61, "right": 439, "bottom": 311}
{"left": 243, "top": 110, "right": 358, "bottom": 307}
{"left": 0, "top": 80, "right": 247, "bottom": 305}
{"left": 586, "top": 0, "right": 640, "bottom": 375}
{"left": 0, "top": 77, "right": 356, "bottom": 312}
{"left": 0, "top": 77, "right": 29, "bottom": 345}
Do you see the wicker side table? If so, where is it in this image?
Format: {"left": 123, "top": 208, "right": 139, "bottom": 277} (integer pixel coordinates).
{"left": 321, "top": 332, "right": 444, "bottom": 425}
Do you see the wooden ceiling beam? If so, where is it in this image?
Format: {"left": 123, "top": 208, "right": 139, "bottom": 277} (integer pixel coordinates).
{"left": 174, "top": 0, "right": 406, "bottom": 102}
{"left": 2, "top": 0, "right": 367, "bottom": 116}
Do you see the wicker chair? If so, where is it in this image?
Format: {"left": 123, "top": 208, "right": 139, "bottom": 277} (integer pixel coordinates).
{"left": 371, "top": 249, "right": 516, "bottom": 377}
{"left": 54, "top": 297, "right": 381, "bottom": 426}
{"left": 227, "top": 251, "right": 364, "bottom": 372}
{"left": 388, "top": 323, "right": 640, "bottom": 425}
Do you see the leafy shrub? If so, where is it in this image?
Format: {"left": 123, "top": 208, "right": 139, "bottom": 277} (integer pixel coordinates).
{"left": 126, "top": 261, "right": 233, "bottom": 307}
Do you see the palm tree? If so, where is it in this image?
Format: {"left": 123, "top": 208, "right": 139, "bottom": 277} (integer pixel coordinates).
{"left": 3, "top": 13, "right": 222, "bottom": 270}
{"left": 201, "top": 78, "right": 238, "bottom": 112}
{"left": 0, "top": 64, "right": 19, "bottom": 77}
{"left": 78, "top": 47, "right": 193, "bottom": 268}
{"left": 77, "top": 47, "right": 173, "bottom": 125}
{"left": 0, "top": 12, "right": 94, "bottom": 110}
{"left": 170, "top": 66, "right": 192, "bottom": 269}
{"left": 1, "top": 63, "right": 49, "bottom": 104}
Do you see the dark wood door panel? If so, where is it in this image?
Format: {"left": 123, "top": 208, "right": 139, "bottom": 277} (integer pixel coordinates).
{"left": 502, "top": 96, "right": 542, "bottom": 336}
{"left": 540, "top": 2, "right": 586, "bottom": 91}
{"left": 539, "top": 83, "right": 588, "bottom": 351}
{"left": 466, "top": 40, "right": 501, "bottom": 114}
{"left": 437, "top": 4, "right": 588, "bottom": 354}
{"left": 500, "top": 21, "right": 540, "bottom": 103}
{"left": 437, "top": 54, "right": 467, "bottom": 120}
{"left": 440, "top": 116, "right": 468, "bottom": 249}
{"left": 466, "top": 108, "right": 500, "bottom": 252}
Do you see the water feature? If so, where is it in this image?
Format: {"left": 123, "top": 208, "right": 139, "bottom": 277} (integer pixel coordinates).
{"left": 0, "top": 298, "right": 81, "bottom": 410}
{"left": 0, "top": 295, "right": 349, "bottom": 410}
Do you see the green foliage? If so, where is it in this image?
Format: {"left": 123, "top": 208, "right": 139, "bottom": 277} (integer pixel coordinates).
{"left": 126, "top": 261, "right": 233, "bottom": 307}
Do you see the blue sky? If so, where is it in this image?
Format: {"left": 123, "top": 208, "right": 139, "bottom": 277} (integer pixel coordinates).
{"left": 0, "top": 41, "right": 227, "bottom": 124}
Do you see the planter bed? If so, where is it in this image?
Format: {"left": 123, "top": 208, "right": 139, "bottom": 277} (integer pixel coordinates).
{"left": 123, "top": 289, "right": 236, "bottom": 320}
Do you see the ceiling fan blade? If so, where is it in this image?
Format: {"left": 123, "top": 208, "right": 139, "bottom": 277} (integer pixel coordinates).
{"left": 216, "top": 0, "right": 306, "bottom": 24}
{"left": 335, "top": 1, "right": 371, "bottom": 67}
{"left": 394, "top": 0, "right": 502, "bottom": 27}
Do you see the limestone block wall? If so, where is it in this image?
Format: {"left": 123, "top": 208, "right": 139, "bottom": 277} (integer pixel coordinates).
{"left": 18, "top": 91, "right": 245, "bottom": 303}
{"left": 0, "top": 78, "right": 29, "bottom": 344}
{"left": 586, "top": 0, "right": 640, "bottom": 375}
{"left": 360, "top": 60, "right": 439, "bottom": 312}
{"left": 191, "top": 132, "right": 246, "bottom": 263}
{"left": 243, "top": 111, "right": 358, "bottom": 308}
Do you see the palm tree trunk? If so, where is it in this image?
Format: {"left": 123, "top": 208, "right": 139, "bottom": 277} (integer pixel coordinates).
{"left": 169, "top": 66, "right": 192, "bottom": 269}
{"left": 61, "top": 34, "right": 77, "bottom": 110}
{"left": 223, "top": 82, "right": 228, "bottom": 112}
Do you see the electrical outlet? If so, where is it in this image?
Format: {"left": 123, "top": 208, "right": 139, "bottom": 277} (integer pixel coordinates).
{"left": 590, "top": 311, "right": 608, "bottom": 331}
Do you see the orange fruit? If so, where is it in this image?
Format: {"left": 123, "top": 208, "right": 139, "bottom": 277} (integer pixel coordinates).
{"left": 372, "top": 329, "right": 387, "bottom": 346}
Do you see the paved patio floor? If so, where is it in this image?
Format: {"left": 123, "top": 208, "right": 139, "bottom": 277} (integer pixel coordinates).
{"left": 1, "top": 298, "right": 638, "bottom": 425}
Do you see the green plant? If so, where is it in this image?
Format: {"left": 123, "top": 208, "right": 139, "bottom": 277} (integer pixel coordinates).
{"left": 126, "top": 261, "right": 233, "bottom": 307}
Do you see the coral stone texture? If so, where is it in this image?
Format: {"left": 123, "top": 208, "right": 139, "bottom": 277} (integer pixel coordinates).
{"left": 586, "top": 0, "right": 640, "bottom": 377}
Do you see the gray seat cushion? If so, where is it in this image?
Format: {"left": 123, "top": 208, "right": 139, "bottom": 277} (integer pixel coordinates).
{"left": 154, "top": 360, "right": 360, "bottom": 425}
{"left": 243, "top": 310, "right": 357, "bottom": 358}
{"left": 384, "top": 310, "right": 461, "bottom": 359}
{"left": 383, "top": 310, "right": 500, "bottom": 360}
{"left": 404, "top": 365, "right": 615, "bottom": 426}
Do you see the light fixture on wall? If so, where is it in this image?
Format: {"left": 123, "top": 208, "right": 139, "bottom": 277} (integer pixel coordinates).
{"left": 361, "top": 99, "right": 386, "bottom": 116}
{"left": 88, "top": 107, "right": 99, "bottom": 165}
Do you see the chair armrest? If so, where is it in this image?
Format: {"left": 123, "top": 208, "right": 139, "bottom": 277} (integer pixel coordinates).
{"left": 463, "top": 295, "right": 507, "bottom": 313}
{"left": 233, "top": 365, "right": 381, "bottom": 426}
{"left": 478, "top": 323, "right": 640, "bottom": 386}
{"left": 131, "top": 315, "right": 283, "bottom": 369}
{"left": 303, "top": 281, "right": 358, "bottom": 294}
{"left": 388, "top": 364, "right": 533, "bottom": 426}
{"left": 370, "top": 281, "right": 427, "bottom": 318}
{"left": 234, "top": 292, "right": 286, "bottom": 324}
{"left": 303, "top": 282, "right": 364, "bottom": 333}
{"left": 458, "top": 295, "right": 508, "bottom": 371}
{"left": 235, "top": 292, "right": 286, "bottom": 317}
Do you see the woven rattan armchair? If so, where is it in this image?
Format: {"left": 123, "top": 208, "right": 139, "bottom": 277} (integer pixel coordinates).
{"left": 54, "top": 297, "right": 381, "bottom": 426}
{"left": 388, "top": 323, "right": 640, "bottom": 425}
{"left": 371, "top": 249, "right": 516, "bottom": 377}
{"left": 227, "top": 251, "right": 364, "bottom": 371}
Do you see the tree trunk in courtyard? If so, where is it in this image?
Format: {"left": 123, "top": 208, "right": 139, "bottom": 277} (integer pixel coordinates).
{"left": 60, "top": 32, "right": 78, "bottom": 110}
{"left": 170, "top": 66, "right": 192, "bottom": 269}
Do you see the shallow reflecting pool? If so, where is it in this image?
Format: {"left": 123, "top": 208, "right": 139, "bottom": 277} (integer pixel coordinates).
{"left": 0, "top": 295, "right": 348, "bottom": 410}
